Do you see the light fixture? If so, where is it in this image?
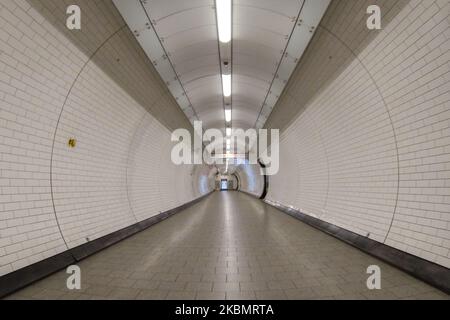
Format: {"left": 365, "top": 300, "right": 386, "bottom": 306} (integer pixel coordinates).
{"left": 226, "top": 128, "right": 232, "bottom": 136}
{"left": 222, "top": 74, "right": 231, "bottom": 97}
{"left": 216, "top": 0, "right": 231, "bottom": 43}
{"left": 225, "top": 109, "right": 231, "bottom": 122}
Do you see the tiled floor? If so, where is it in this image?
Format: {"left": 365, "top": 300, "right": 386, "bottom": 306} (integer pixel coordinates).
{"left": 5, "top": 192, "right": 449, "bottom": 300}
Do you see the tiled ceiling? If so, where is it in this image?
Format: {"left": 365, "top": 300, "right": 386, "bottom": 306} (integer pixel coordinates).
{"left": 113, "top": 0, "right": 330, "bottom": 132}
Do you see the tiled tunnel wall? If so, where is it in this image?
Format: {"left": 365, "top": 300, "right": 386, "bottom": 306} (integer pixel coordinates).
{"left": 235, "top": 163, "right": 265, "bottom": 198}
{"left": 0, "top": 0, "right": 448, "bottom": 284}
{"left": 266, "top": 0, "right": 450, "bottom": 268}
{"left": 0, "top": 0, "right": 213, "bottom": 276}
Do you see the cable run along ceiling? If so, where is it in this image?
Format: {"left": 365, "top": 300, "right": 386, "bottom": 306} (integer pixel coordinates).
{"left": 113, "top": 0, "right": 331, "bottom": 132}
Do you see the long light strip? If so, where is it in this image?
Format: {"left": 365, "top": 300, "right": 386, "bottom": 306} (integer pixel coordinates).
{"left": 222, "top": 74, "right": 231, "bottom": 97}
{"left": 216, "top": 0, "right": 231, "bottom": 43}
{"left": 225, "top": 109, "right": 232, "bottom": 122}
{"left": 226, "top": 128, "right": 232, "bottom": 136}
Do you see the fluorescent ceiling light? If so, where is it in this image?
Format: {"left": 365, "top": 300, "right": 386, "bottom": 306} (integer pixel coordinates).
{"left": 226, "top": 138, "right": 231, "bottom": 145}
{"left": 222, "top": 74, "right": 231, "bottom": 97}
{"left": 226, "top": 128, "right": 232, "bottom": 136}
{"left": 225, "top": 109, "right": 232, "bottom": 122}
{"left": 216, "top": 0, "right": 231, "bottom": 43}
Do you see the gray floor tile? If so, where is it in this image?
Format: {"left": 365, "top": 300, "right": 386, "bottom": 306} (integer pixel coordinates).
{"left": 5, "top": 192, "right": 446, "bottom": 300}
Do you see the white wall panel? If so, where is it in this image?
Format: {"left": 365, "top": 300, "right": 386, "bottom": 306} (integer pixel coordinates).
{"left": 0, "top": 0, "right": 212, "bottom": 277}
{"left": 236, "top": 163, "right": 264, "bottom": 197}
{"left": 52, "top": 61, "right": 141, "bottom": 248}
{"left": 267, "top": 0, "right": 450, "bottom": 268}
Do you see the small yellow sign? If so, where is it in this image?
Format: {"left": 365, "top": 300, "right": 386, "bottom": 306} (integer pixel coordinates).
{"left": 68, "top": 138, "right": 77, "bottom": 148}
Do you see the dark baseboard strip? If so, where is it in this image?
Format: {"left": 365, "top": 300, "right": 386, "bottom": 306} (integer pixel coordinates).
{"left": 261, "top": 198, "right": 450, "bottom": 295}
{"left": 0, "top": 192, "right": 213, "bottom": 299}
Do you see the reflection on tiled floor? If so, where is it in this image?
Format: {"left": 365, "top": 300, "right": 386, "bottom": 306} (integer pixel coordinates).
{"left": 5, "top": 192, "right": 449, "bottom": 300}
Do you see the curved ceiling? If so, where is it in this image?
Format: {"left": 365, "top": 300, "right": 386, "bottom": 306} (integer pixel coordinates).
{"left": 233, "top": 0, "right": 302, "bottom": 130}
{"left": 113, "top": 0, "right": 331, "bottom": 133}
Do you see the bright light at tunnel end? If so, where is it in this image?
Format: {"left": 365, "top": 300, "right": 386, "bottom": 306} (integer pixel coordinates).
{"left": 216, "top": 0, "right": 232, "bottom": 43}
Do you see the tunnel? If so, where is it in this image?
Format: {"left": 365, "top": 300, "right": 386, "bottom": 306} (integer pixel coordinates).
{"left": 0, "top": 0, "right": 449, "bottom": 304}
